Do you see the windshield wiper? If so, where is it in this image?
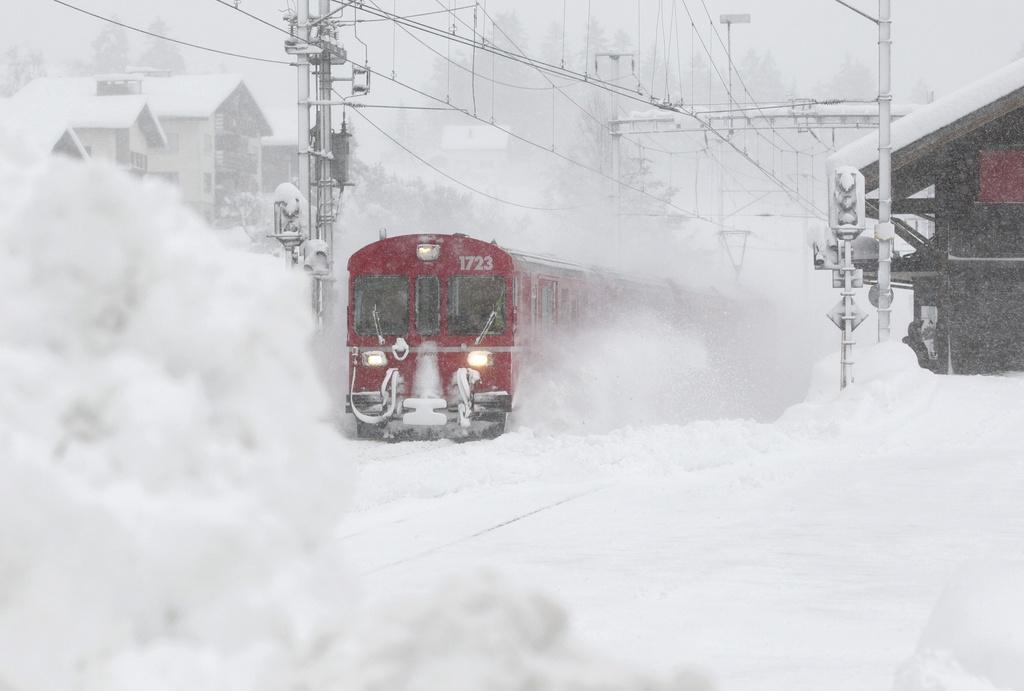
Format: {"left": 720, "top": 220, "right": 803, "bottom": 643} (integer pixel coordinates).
{"left": 371, "top": 304, "right": 385, "bottom": 345}
{"left": 473, "top": 295, "right": 504, "bottom": 345}
{"left": 474, "top": 309, "right": 498, "bottom": 345}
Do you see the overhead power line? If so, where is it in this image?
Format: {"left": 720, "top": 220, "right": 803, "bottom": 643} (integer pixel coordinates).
{"left": 199, "top": 0, "right": 822, "bottom": 217}
{"left": 208, "top": 0, "right": 728, "bottom": 226}
{"left": 52, "top": 0, "right": 292, "bottom": 65}
{"left": 342, "top": 95, "right": 581, "bottom": 212}
{"left": 345, "top": 2, "right": 824, "bottom": 217}
{"left": 204, "top": 0, "right": 811, "bottom": 225}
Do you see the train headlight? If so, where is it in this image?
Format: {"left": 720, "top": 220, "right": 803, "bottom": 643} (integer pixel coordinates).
{"left": 466, "top": 350, "right": 493, "bottom": 368}
{"left": 416, "top": 244, "right": 440, "bottom": 261}
{"left": 362, "top": 351, "right": 387, "bottom": 367}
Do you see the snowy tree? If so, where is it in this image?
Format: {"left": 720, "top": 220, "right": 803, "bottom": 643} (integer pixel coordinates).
{"left": 137, "top": 19, "right": 186, "bottom": 73}
{"left": 491, "top": 11, "right": 529, "bottom": 54}
{"left": 611, "top": 29, "right": 633, "bottom": 53}
{"left": 576, "top": 17, "right": 610, "bottom": 75}
{"left": 539, "top": 21, "right": 567, "bottom": 67}
{"left": 1, "top": 47, "right": 45, "bottom": 96}
{"left": 91, "top": 21, "right": 130, "bottom": 73}
{"left": 814, "top": 54, "right": 874, "bottom": 101}
{"left": 737, "top": 49, "right": 787, "bottom": 103}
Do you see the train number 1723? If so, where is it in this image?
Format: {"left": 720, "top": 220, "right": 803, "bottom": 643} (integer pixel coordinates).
{"left": 458, "top": 255, "right": 494, "bottom": 271}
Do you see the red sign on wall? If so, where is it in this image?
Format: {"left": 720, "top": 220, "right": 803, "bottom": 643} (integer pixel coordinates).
{"left": 978, "top": 149, "right": 1024, "bottom": 203}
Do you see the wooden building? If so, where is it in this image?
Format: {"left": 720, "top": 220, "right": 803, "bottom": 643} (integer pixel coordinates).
{"left": 832, "top": 59, "right": 1024, "bottom": 374}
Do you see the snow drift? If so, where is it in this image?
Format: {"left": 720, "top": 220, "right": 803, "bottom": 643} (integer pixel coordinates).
{"left": 0, "top": 145, "right": 726, "bottom": 691}
{"left": 0, "top": 148, "right": 353, "bottom": 690}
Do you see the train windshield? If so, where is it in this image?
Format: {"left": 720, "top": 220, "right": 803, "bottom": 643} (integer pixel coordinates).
{"left": 448, "top": 276, "right": 506, "bottom": 336}
{"left": 353, "top": 275, "right": 408, "bottom": 337}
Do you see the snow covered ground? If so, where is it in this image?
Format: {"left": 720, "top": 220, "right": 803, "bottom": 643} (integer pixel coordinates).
{"left": 344, "top": 344, "right": 1024, "bottom": 691}
{"left": 3, "top": 137, "right": 1023, "bottom": 691}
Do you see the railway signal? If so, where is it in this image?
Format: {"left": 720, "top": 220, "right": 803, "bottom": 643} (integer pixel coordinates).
{"left": 829, "top": 167, "right": 866, "bottom": 231}
{"left": 825, "top": 165, "right": 868, "bottom": 390}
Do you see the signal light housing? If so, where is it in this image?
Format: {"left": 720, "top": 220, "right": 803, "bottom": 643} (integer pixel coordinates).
{"left": 302, "top": 239, "right": 331, "bottom": 277}
{"left": 828, "top": 165, "right": 866, "bottom": 235}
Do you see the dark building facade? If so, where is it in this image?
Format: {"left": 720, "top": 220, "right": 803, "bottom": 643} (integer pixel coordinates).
{"left": 836, "top": 61, "right": 1024, "bottom": 374}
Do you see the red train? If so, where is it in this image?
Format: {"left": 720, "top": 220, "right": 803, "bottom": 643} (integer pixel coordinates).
{"left": 345, "top": 232, "right": 710, "bottom": 439}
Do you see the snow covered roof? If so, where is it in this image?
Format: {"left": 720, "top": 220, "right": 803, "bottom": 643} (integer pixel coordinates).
{"left": 15, "top": 74, "right": 271, "bottom": 138}
{"left": 440, "top": 125, "right": 509, "bottom": 151}
{"left": 0, "top": 98, "right": 88, "bottom": 159}
{"left": 141, "top": 74, "right": 243, "bottom": 117}
{"left": 13, "top": 79, "right": 166, "bottom": 148}
{"left": 830, "top": 57, "right": 1024, "bottom": 188}
{"left": 263, "top": 106, "right": 299, "bottom": 147}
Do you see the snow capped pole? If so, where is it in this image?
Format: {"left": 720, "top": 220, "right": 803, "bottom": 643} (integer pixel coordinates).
{"left": 309, "top": 0, "right": 337, "bottom": 331}
{"left": 296, "top": 1, "right": 311, "bottom": 239}
{"left": 876, "top": 0, "right": 894, "bottom": 341}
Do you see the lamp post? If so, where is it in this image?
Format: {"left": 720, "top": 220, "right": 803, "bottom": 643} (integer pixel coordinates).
{"left": 719, "top": 13, "right": 751, "bottom": 136}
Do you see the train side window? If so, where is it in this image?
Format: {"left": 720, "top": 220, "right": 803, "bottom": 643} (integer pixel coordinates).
{"left": 415, "top": 276, "right": 439, "bottom": 336}
{"left": 540, "top": 280, "right": 556, "bottom": 325}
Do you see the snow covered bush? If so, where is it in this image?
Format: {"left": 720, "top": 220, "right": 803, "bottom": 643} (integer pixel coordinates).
{"left": 0, "top": 148, "right": 352, "bottom": 690}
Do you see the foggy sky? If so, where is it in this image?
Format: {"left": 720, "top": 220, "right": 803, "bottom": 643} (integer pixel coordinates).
{"left": 7, "top": 0, "right": 1024, "bottom": 112}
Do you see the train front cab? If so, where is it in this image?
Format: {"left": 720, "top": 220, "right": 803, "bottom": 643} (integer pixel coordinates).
{"left": 346, "top": 234, "right": 514, "bottom": 439}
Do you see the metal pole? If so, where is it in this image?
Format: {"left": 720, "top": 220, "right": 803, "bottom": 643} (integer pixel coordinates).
{"left": 727, "top": 22, "right": 734, "bottom": 135}
{"left": 841, "top": 237, "right": 854, "bottom": 388}
{"left": 611, "top": 55, "right": 623, "bottom": 259}
{"left": 876, "top": 0, "right": 894, "bottom": 341}
{"left": 310, "top": 0, "right": 336, "bottom": 330}
{"left": 297, "top": 0, "right": 310, "bottom": 225}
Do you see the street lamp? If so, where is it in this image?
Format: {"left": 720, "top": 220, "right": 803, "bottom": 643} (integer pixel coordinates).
{"left": 719, "top": 13, "right": 750, "bottom": 136}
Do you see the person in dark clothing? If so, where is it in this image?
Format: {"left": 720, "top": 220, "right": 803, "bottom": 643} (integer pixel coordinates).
{"left": 902, "top": 320, "right": 931, "bottom": 368}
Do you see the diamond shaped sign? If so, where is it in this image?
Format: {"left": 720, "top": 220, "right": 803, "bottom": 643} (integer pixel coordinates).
{"left": 826, "top": 298, "right": 869, "bottom": 331}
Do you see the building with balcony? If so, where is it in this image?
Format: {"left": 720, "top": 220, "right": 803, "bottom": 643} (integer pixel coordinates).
{"left": 142, "top": 74, "right": 271, "bottom": 223}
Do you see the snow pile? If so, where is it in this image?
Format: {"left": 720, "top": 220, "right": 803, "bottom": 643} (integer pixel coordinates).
{"left": 329, "top": 572, "right": 716, "bottom": 691}
{"left": 0, "top": 151, "right": 352, "bottom": 690}
{"left": 895, "top": 561, "right": 1024, "bottom": 691}
{"left": 781, "top": 341, "right": 1024, "bottom": 454}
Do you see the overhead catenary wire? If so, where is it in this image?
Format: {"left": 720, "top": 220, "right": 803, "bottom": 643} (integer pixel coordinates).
{"left": 344, "top": 2, "right": 824, "bottom": 216}
{"left": 203, "top": 0, "right": 822, "bottom": 218}
{"left": 440, "top": 2, "right": 688, "bottom": 157}
{"left": 53, "top": 0, "right": 292, "bottom": 65}
{"left": 343, "top": 96, "right": 581, "bottom": 212}
{"left": 205, "top": 0, "right": 806, "bottom": 225}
